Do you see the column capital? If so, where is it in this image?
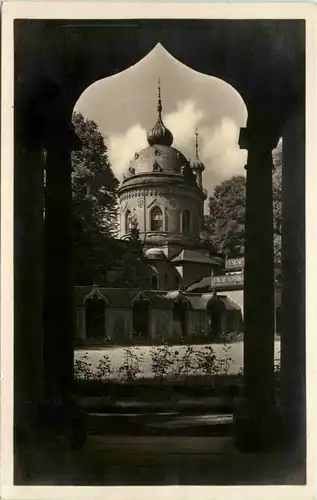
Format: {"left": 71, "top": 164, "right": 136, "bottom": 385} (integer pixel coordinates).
{"left": 44, "top": 121, "right": 82, "bottom": 155}
{"left": 239, "top": 126, "right": 280, "bottom": 153}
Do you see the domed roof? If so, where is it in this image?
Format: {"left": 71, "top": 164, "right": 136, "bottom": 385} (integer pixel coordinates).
{"left": 128, "top": 144, "right": 191, "bottom": 176}
{"left": 147, "top": 117, "right": 173, "bottom": 147}
{"left": 145, "top": 248, "right": 167, "bottom": 260}
{"left": 120, "top": 82, "right": 199, "bottom": 187}
{"left": 192, "top": 157, "right": 205, "bottom": 172}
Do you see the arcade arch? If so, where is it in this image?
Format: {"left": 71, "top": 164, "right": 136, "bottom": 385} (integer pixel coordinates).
{"left": 15, "top": 20, "right": 305, "bottom": 453}
{"left": 84, "top": 289, "right": 109, "bottom": 339}
{"left": 131, "top": 293, "right": 151, "bottom": 338}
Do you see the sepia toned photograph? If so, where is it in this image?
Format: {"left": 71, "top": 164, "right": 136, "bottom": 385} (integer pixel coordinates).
{"left": 1, "top": 2, "right": 315, "bottom": 497}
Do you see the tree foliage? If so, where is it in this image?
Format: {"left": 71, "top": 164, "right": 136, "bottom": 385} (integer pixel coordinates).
{"left": 204, "top": 140, "right": 283, "bottom": 258}
{"left": 204, "top": 175, "right": 246, "bottom": 257}
{"left": 111, "top": 217, "right": 149, "bottom": 289}
{"left": 71, "top": 113, "right": 149, "bottom": 287}
{"left": 272, "top": 141, "right": 283, "bottom": 259}
{"left": 71, "top": 112, "right": 120, "bottom": 284}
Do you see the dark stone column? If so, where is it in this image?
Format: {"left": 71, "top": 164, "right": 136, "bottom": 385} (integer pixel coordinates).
{"left": 14, "top": 141, "right": 45, "bottom": 430}
{"left": 233, "top": 124, "right": 281, "bottom": 451}
{"left": 280, "top": 111, "right": 306, "bottom": 455}
{"left": 42, "top": 124, "right": 85, "bottom": 446}
{"left": 43, "top": 135, "right": 73, "bottom": 401}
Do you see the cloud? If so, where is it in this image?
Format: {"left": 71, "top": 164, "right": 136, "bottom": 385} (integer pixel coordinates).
{"left": 200, "top": 116, "right": 247, "bottom": 187}
{"left": 107, "top": 123, "right": 147, "bottom": 180}
{"left": 107, "top": 100, "right": 247, "bottom": 197}
{"left": 165, "top": 100, "right": 205, "bottom": 151}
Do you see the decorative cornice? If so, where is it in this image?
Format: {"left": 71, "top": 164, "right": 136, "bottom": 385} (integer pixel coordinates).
{"left": 83, "top": 287, "right": 109, "bottom": 304}
{"left": 225, "top": 257, "right": 245, "bottom": 269}
{"left": 118, "top": 184, "right": 205, "bottom": 201}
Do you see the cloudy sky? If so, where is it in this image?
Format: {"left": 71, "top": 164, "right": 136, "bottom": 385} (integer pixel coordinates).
{"left": 74, "top": 43, "right": 248, "bottom": 211}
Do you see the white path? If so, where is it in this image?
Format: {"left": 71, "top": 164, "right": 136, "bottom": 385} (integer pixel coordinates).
{"left": 75, "top": 341, "right": 281, "bottom": 378}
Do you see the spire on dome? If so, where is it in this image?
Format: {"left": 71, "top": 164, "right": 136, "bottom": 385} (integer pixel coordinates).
{"left": 195, "top": 128, "right": 199, "bottom": 157}
{"left": 192, "top": 129, "right": 205, "bottom": 191}
{"left": 157, "top": 77, "right": 162, "bottom": 118}
{"left": 192, "top": 128, "right": 205, "bottom": 172}
{"left": 147, "top": 78, "right": 173, "bottom": 147}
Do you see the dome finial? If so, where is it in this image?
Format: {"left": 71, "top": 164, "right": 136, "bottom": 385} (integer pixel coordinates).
{"left": 192, "top": 128, "right": 204, "bottom": 172}
{"left": 192, "top": 128, "right": 205, "bottom": 190}
{"left": 147, "top": 78, "right": 173, "bottom": 147}
{"left": 195, "top": 128, "right": 200, "bottom": 158}
{"left": 157, "top": 77, "right": 162, "bottom": 118}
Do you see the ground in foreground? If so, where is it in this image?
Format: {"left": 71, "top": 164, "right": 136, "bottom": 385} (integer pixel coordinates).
{"left": 16, "top": 435, "right": 305, "bottom": 486}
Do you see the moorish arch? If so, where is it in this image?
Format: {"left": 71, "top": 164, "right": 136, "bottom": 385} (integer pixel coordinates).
{"left": 150, "top": 206, "right": 163, "bottom": 232}
{"left": 131, "top": 292, "right": 151, "bottom": 338}
{"left": 125, "top": 208, "right": 133, "bottom": 233}
{"left": 167, "top": 291, "right": 192, "bottom": 337}
{"left": 84, "top": 288, "right": 109, "bottom": 339}
{"left": 206, "top": 292, "right": 225, "bottom": 338}
{"left": 15, "top": 20, "right": 303, "bottom": 119}
{"left": 151, "top": 275, "right": 158, "bottom": 290}
{"left": 181, "top": 210, "right": 190, "bottom": 235}
{"left": 14, "top": 17, "right": 306, "bottom": 457}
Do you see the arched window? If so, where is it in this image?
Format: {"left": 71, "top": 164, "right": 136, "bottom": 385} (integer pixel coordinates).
{"left": 207, "top": 298, "right": 224, "bottom": 339}
{"left": 173, "top": 298, "right": 188, "bottom": 337}
{"left": 175, "top": 275, "right": 180, "bottom": 289}
{"left": 150, "top": 206, "right": 163, "bottom": 231}
{"left": 151, "top": 275, "right": 158, "bottom": 290}
{"left": 182, "top": 210, "right": 190, "bottom": 234}
{"left": 125, "top": 209, "right": 132, "bottom": 233}
{"left": 132, "top": 293, "right": 150, "bottom": 338}
{"left": 85, "top": 293, "right": 108, "bottom": 339}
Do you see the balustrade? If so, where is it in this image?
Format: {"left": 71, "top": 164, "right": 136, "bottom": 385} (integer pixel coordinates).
{"left": 210, "top": 273, "right": 243, "bottom": 286}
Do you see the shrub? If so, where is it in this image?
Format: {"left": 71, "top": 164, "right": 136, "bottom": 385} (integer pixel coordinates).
{"left": 74, "top": 352, "right": 93, "bottom": 380}
{"left": 174, "top": 345, "right": 197, "bottom": 378}
{"left": 274, "top": 350, "right": 281, "bottom": 385}
{"left": 117, "top": 347, "right": 144, "bottom": 382}
{"left": 195, "top": 346, "right": 218, "bottom": 377}
{"left": 150, "top": 343, "right": 177, "bottom": 381}
{"left": 94, "top": 353, "right": 112, "bottom": 380}
{"left": 217, "top": 331, "right": 243, "bottom": 344}
{"left": 214, "top": 344, "right": 234, "bottom": 375}
{"left": 274, "top": 350, "right": 280, "bottom": 371}
{"left": 236, "top": 366, "right": 244, "bottom": 386}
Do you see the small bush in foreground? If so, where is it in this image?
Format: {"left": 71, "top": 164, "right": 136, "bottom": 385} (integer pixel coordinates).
{"left": 117, "top": 347, "right": 145, "bottom": 382}
{"left": 74, "top": 352, "right": 92, "bottom": 380}
{"left": 174, "top": 345, "right": 197, "bottom": 378}
{"left": 214, "top": 344, "right": 234, "bottom": 375}
{"left": 195, "top": 346, "right": 217, "bottom": 378}
{"left": 150, "top": 343, "right": 177, "bottom": 381}
{"left": 94, "top": 353, "right": 112, "bottom": 380}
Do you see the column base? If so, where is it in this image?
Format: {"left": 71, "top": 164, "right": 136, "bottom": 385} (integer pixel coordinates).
{"left": 233, "top": 398, "right": 285, "bottom": 452}
{"left": 278, "top": 406, "right": 306, "bottom": 456}
{"left": 36, "top": 393, "right": 88, "bottom": 451}
{"left": 14, "top": 397, "right": 88, "bottom": 484}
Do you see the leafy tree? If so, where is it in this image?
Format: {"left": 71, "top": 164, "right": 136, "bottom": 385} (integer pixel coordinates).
{"left": 112, "top": 216, "right": 149, "bottom": 288}
{"left": 272, "top": 140, "right": 283, "bottom": 259}
{"left": 204, "top": 140, "right": 283, "bottom": 258}
{"left": 71, "top": 112, "right": 120, "bottom": 284}
{"left": 204, "top": 175, "right": 246, "bottom": 257}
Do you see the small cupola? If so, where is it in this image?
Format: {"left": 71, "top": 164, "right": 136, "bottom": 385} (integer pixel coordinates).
{"left": 147, "top": 79, "right": 174, "bottom": 147}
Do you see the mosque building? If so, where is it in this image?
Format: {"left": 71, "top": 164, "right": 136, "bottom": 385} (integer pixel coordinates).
{"left": 74, "top": 83, "right": 281, "bottom": 343}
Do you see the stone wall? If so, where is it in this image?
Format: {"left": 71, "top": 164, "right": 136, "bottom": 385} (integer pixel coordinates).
{"left": 119, "top": 185, "right": 203, "bottom": 243}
